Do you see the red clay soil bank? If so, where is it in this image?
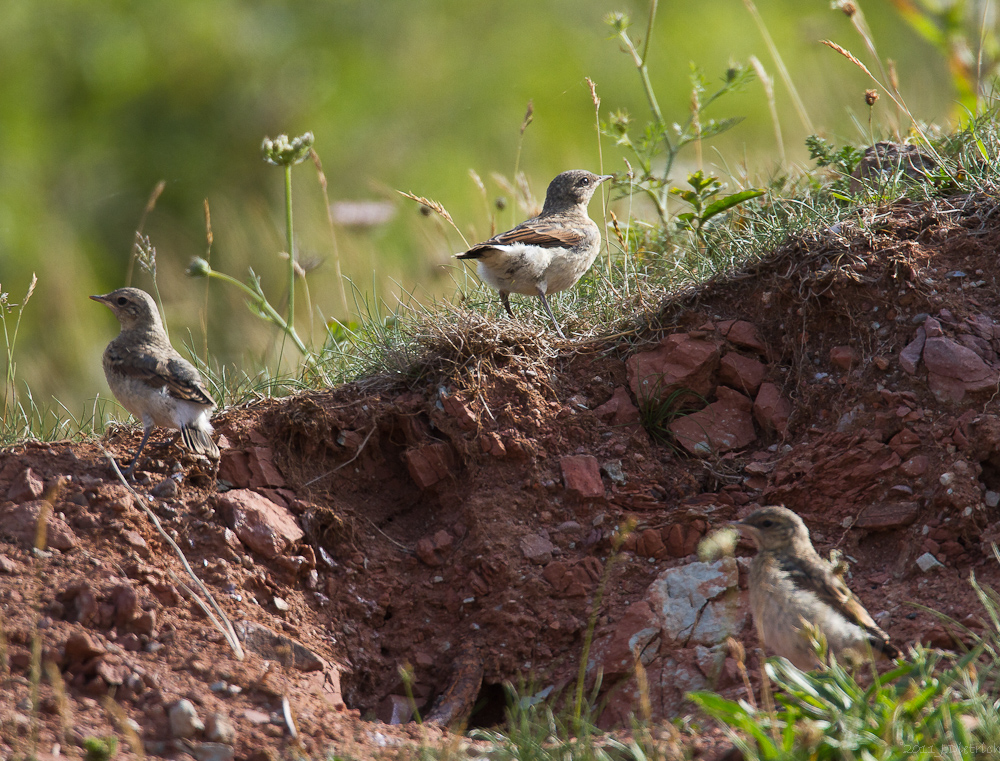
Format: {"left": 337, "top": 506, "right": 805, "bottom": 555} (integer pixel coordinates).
{"left": 2, "top": 194, "right": 1000, "bottom": 758}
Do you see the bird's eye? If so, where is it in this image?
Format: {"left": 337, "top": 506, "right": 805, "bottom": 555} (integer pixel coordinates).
{"left": 760, "top": 519, "right": 774, "bottom": 528}
{"left": 117, "top": 297, "right": 128, "bottom": 306}
{"left": 579, "top": 177, "right": 590, "bottom": 185}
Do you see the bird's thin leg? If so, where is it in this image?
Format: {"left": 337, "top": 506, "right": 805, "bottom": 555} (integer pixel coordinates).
{"left": 124, "top": 426, "right": 153, "bottom": 479}
{"left": 537, "top": 290, "right": 566, "bottom": 339}
{"left": 500, "top": 291, "right": 514, "bottom": 318}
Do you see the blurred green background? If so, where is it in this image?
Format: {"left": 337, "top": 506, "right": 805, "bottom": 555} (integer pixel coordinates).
{"left": 0, "top": 0, "right": 958, "bottom": 425}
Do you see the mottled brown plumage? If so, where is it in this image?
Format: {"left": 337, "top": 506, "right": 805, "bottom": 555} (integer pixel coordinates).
{"left": 734, "top": 505, "right": 899, "bottom": 669}
{"left": 92, "top": 287, "right": 219, "bottom": 476}
{"left": 456, "top": 169, "right": 612, "bottom": 338}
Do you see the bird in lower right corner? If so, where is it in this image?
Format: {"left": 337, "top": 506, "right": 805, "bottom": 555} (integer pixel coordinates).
{"left": 91, "top": 287, "right": 220, "bottom": 477}
{"left": 455, "top": 169, "right": 612, "bottom": 339}
{"left": 733, "top": 505, "right": 900, "bottom": 670}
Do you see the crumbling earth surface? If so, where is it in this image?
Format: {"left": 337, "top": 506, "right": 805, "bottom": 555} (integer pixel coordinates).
{"left": 4, "top": 193, "right": 1000, "bottom": 759}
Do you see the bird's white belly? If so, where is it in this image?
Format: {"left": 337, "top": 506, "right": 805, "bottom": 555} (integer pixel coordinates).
{"left": 108, "top": 376, "right": 210, "bottom": 431}
{"left": 752, "top": 576, "right": 869, "bottom": 669}
{"left": 476, "top": 243, "right": 597, "bottom": 296}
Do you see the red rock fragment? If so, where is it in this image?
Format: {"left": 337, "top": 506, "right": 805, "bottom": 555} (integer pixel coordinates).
{"left": 59, "top": 582, "right": 98, "bottom": 624}
{"left": 94, "top": 657, "right": 127, "bottom": 687}
{"left": 664, "top": 524, "right": 702, "bottom": 557}
{"left": 718, "top": 320, "right": 769, "bottom": 355}
{"left": 626, "top": 334, "right": 720, "bottom": 403}
{"left": 853, "top": 501, "right": 920, "bottom": 529}
{"left": 596, "top": 601, "right": 660, "bottom": 676}
{"left": 670, "top": 387, "right": 757, "bottom": 456}
{"left": 560, "top": 455, "right": 605, "bottom": 499}
{"left": 899, "top": 327, "right": 926, "bottom": 375}
{"left": 718, "top": 353, "right": 766, "bottom": 396}
{"left": 542, "top": 557, "right": 601, "bottom": 597}
{"left": 594, "top": 386, "right": 642, "bottom": 427}
{"left": 889, "top": 428, "right": 921, "bottom": 459}
{"left": 247, "top": 447, "right": 286, "bottom": 487}
{"left": 519, "top": 534, "right": 554, "bottom": 565}
{"left": 636, "top": 529, "right": 666, "bottom": 559}
{"left": 924, "top": 336, "right": 999, "bottom": 402}
{"left": 478, "top": 432, "right": 507, "bottom": 457}
{"left": 753, "top": 383, "right": 792, "bottom": 435}
{"left": 0, "top": 500, "right": 77, "bottom": 551}
{"left": 133, "top": 610, "right": 157, "bottom": 636}
{"left": 111, "top": 584, "right": 139, "bottom": 628}
{"left": 404, "top": 443, "right": 456, "bottom": 490}
{"left": 6, "top": 467, "right": 43, "bottom": 503}
{"left": 829, "top": 346, "right": 857, "bottom": 370}
{"left": 441, "top": 393, "right": 477, "bottom": 432}
{"left": 900, "top": 455, "right": 929, "bottom": 477}
{"left": 63, "top": 631, "right": 106, "bottom": 666}
{"left": 215, "top": 489, "right": 304, "bottom": 559}
{"left": 415, "top": 530, "right": 453, "bottom": 567}
{"left": 940, "top": 540, "right": 965, "bottom": 558}
{"left": 218, "top": 450, "right": 253, "bottom": 488}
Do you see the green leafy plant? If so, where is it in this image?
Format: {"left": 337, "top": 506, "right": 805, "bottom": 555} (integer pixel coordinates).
{"left": 603, "top": 6, "right": 756, "bottom": 226}
{"left": 671, "top": 170, "right": 765, "bottom": 245}
{"left": 636, "top": 383, "right": 705, "bottom": 447}
{"left": 691, "top": 646, "right": 983, "bottom": 760}
{"left": 82, "top": 735, "right": 118, "bottom": 761}
{"left": 806, "top": 135, "right": 866, "bottom": 178}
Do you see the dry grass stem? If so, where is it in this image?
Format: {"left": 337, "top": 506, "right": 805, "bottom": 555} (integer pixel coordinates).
{"left": 303, "top": 424, "right": 377, "bottom": 486}
{"left": 44, "top": 662, "right": 72, "bottom": 743}
{"left": 104, "top": 695, "right": 146, "bottom": 758}
{"left": 103, "top": 449, "right": 245, "bottom": 660}
{"left": 749, "top": 55, "right": 785, "bottom": 163}
{"left": 743, "top": 0, "right": 814, "bottom": 132}
{"left": 311, "top": 148, "right": 350, "bottom": 318}
{"left": 587, "top": 76, "right": 614, "bottom": 275}
{"left": 201, "top": 198, "right": 213, "bottom": 360}
{"left": 126, "top": 179, "right": 166, "bottom": 287}
{"left": 397, "top": 191, "right": 469, "bottom": 248}
{"left": 283, "top": 695, "right": 299, "bottom": 739}
{"left": 820, "top": 40, "right": 942, "bottom": 164}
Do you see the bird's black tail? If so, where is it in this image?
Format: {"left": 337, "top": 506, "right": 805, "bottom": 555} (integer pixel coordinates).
{"left": 181, "top": 424, "right": 220, "bottom": 459}
{"left": 455, "top": 243, "right": 492, "bottom": 260}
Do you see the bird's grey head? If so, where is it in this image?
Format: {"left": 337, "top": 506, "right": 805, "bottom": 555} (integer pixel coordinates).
{"left": 542, "top": 170, "right": 614, "bottom": 213}
{"left": 734, "top": 505, "right": 810, "bottom": 553}
{"left": 90, "top": 287, "right": 163, "bottom": 332}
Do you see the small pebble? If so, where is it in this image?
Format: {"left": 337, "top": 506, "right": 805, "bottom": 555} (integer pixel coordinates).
{"left": 916, "top": 552, "right": 944, "bottom": 573}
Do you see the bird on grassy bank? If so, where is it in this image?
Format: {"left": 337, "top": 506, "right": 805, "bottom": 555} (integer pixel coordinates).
{"left": 733, "top": 505, "right": 900, "bottom": 670}
{"left": 91, "top": 287, "right": 219, "bottom": 477}
{"left": 455, "top": 169, "right": 613, "bottom": 339}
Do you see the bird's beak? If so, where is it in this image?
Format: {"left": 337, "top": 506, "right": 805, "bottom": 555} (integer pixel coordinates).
{"left": 598, "top": 174, "right": 614, "bottom": 185}
{"left": 90, "top": 294, "right": 108, "bottom": 304}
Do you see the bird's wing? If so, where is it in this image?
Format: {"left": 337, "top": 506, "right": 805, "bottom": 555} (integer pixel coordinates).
{"left": 108, "top": 347, "right": 215, "bottom": 407}
{"left": 457, "top": 219, "right": 585, "bottom": 258}
{"left": 778, "top": 554, "right": 890, "bottom": 641}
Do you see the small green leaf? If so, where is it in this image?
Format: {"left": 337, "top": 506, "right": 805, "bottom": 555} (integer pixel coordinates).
{"left": 701, "top": 188, "right": 765, "bottom": 220}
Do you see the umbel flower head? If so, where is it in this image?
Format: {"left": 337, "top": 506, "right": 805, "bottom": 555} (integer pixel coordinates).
{"left": 604, "top": 11, "right": 629, "bottom": 34}
{"left": 261, "top": 132, "right": 314, "bottom": 167}
{"left": 186, "top": 256, "right": 213, "bottom": 278}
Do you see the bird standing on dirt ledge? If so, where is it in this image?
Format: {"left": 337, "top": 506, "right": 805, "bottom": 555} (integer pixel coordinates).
{"left": 733, "top": 505, "right": 900, "bottom": 670}
{"left": 91, "top": 287, "right": 220, "bottom": 477}
{"left": 455, "top": 169, "right": 612, "bottom": 339}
